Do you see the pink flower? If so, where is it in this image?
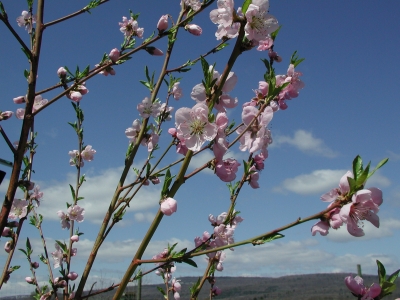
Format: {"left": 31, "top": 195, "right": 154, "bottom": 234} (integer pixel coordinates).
{"left": 275, "top": 64, "right": 305, "bottom": 109}
{"left": 244, "top": 1, "right": 279, "bottom": 42}
{"left": 157, "top": 15, "right": 169, "bottom": 32}
{"left": 321, "top": 171, "right": 353, "bottom": 202}
{"left": 0, "top": 111, "right": 13, "bottom": 121}
{"left": 172, "top": 278, "right": 181, "bottom": 300}
{"left": 16, "top": 11, "right": 36, "bottom": 33}
{"left": 30, "top": 185, "right": 43, "bottom": 206}
{"left": 57, "top": 211, "right": 70, "bottom": 229}
{"left": 68, "top": 150, "right": 83, "bottom": 167}
{"left": 175, "top": 103, "right": 218, "bottom": 151}
{"left": 125, "top": 119, "right": 142, "bottom": 143}
{"left": 185, "top": 24, "right": 202, "bottom": 36}
{"left": 257, "top": 37, "right": 274, "bottom": 51}
{"left": 67, "top": 272, "right": 79, "bottom": 281}
{"left": 141, "top": 124, "right": 159, "bottom": 152}
{"left": 137, "top": 97, "right": 161, "bottom": 118}
{"left": 2, "top": 227, "right": 11, "bottom": 237}
{"left": 254, "top": 153, "right": 266, "bottom": 170}
{"left": 67, "top": 83, "right": 88, "bottom": 102}
{"left": 119, "top": 16, "right": 143, "bottom": 37}
{"left": 108, "top": 48, "right": 120, "bottom": 63}
{"left": 67, "top": 205, "right": 85, "bottom": 222}
{"left": 184, "top": 0, "right": 201, "bottom": 11}
{"left": 236, "top": 106, "right": 273, "bottom": 154}
{"left": 248, "top": 166, "right": 260, "bottom": 188}
{"left": 16, "top": 108, "right": 25, "bottom": 119}
{"left": 210, "top": 0, "right": 240, "bottom": 40}
{"left": 171, "top": 82, "right": 183, "bottom": 100}
{"left": 9, "top": 199, "right": 28, "bottom": 219}
{"left": 81, "top": 145, "right": 96, "bottom": 162}
{"left": 194, "top": 231, "right": 211, "bottom": 247}
{"left": 51, "top": 244, "right": 64, "bottom": 268}
{"left": 339, "top": 188, "right": 383, "bottom": 237}
{"left": 13, "top": 96, "right": 26, "bottom": 104}
{"left": 212, "top": 286, "right": 222, "bottom": 296}
{"left": 345, "top": 275, "right": 381, "bottom": 300}
{"left": 215, "top": 159, "right": 240, "bottom": 182}
{"left": 160, "top": 197, "right": 177, "bottom": 216}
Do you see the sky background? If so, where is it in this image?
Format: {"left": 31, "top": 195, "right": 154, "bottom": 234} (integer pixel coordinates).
{"left": 1, "top": 0, "right": 400, "bottom": 297}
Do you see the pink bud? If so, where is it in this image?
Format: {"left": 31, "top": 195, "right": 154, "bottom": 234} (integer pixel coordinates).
{"left": 4, "top": 240, "right": 13, "bottom": 253}
{"left": 157, "top": 15, "right": 169, "bottom": 32}
{"left": 185, "top": 24, "right": 202, "bottom": 36}
{"left": 67, "top": 272, "right": 79, "bottom": 281}
{"left": 160, "top": 197, "right": 177, "bottom": 216}
{"left": 69, "top": 91, "right": 82, "bottom": 102}
{"left": 25, "top": 276, "right": 35, "bottom": 284}
{"left": 28, "top": 182, "right": 35, "bottom": 190}
{"left": 145, "top": 47, "right": 163, "bottom": 56}
{"left": 2, "top": 227, "right": 11, "bottom": 237}
{"left": 13, "top": 96, "right": 26, "bottom": 104}
{"left": 0, "top": 111, "right": 13, "bottom": 121}
{"left": 150, "top": 177, "right": 160, "bottom": 185}
{"left": 57, "top": 67, "right": 67, "bottom": 77}
{"left": 108, "top": 48, "right": 120, "bottom": 63}
{"left": 31, "top": 261, "right": 39, "bottom": 269}
{"left": 70, "top": 235, "right": 79, "bottom": 243}
{"left": 168, "top": 128, "right": 177, "bottom": 137}
{"left": 212, "top": 286, "right": 222, "bottom": 296}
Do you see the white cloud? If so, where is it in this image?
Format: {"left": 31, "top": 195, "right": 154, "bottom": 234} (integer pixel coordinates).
{"left": 366, "top": 171, "right": 391, "bottom": 188}
{"left": 327, "top": 218, "right": 400, "bottom": 242}
{"left": 37, "top": 167, "right": 161, "bottom": 224}
{"left": 273, "top": 129, "right": 338, "bottom": 158}
{"left": 134, "top": 212, "right": 155, "bottom": 222}
{"left": 274, "top": 169, "right": 347, "bottom": 195}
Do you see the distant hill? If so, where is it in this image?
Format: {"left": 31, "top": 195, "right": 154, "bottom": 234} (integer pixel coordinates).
{"left": 2, "top": 273, "right": 400, "bottom": 299}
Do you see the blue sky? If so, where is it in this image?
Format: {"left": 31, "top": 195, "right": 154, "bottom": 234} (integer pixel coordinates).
{"left": 1, "top": 0, "right": 400, "bottom": 297}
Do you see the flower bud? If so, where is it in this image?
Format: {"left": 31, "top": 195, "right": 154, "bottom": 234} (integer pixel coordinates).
{"left": 160, "top": 197, "right": 177, "bottom": 216}
{"left": 4, "top": 240, "right": 13, "bottom": 253}
{"left": 31, "top": 261, "right": 39, "bottom": 269}
{"left": 145, "top": 47, "right": 163, "bottom": 56}
{"left": 67, "top": 272, "right": 79, "bottom": 281}
{"left": 150, "top": 177, "right": 160, "bottom": 185}
{"left": 57, "top": 67, "right": 67, "bottom": 78}
{"left": 0, "top": 111, "right": 13, "bottom": 121}
{"left": 157, "top": 15, "right": 169, "bottom": 32}
{"left": 25, "top": 276, "right": 35, "bottom": 284}
{"left": 185, "top": 24, "right": 202, "bottom": 36}
{"left": 71, "top": 235, "right": 80, "bottom": 243}
{"left": 212, "top": 286, "right": 222, "bottom": 296}
{"left": 2, "top": 227, "right": 11, "bottom": 237}
{"left": 108, "top": 48, "right": 120, "bottom": 63}
{"left": 15, "top": 108, "right": 25, "bottom": 119}
{"left": 13, "top": 96, "right": 26, "bottom": 104}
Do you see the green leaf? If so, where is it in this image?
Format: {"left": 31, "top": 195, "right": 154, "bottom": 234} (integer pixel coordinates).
{"left": 367, "top": 158, "right": 389, "bottom": 180}
{"left": 381, "top": 281, "right": 396, "bottom": 297}
{"left": 356, "top": 162, "right": 370, "bottom": 188}
{"left": 270, "top": 26, "right": 282, "bottom": 41}
{"left": 55, "top": 240, "right": 67, "bottom": 253}
{"left": 182, "top": 258, "right": 198, "bottom": 268}
{"left": 190, "top": 278, "right": 201, "bottom": 295}
{"left": 11, "top": 265, "right": 20, "bottom": 271}
{"left": 352, "top": 155, "right": 363, "bottom": 181}
{"left": 215, "top": 43, "right": 229, "bottom": 52}
{"left": 168, "top": 242, "right": 178, "bottom": 254}
{"left": 24, "top": 69, "right": 29, "bottom": 79}
{"left": 21, "top": 47, "right": 31, "bottom": 60}
{"left": 156, "top": 286, "right": 166, "bottom": 297}
{"left": 26, "top": 238, "right": 32, "bottom": 254}
{"left": 388, "top": 269, "right": 400, "bottom": 283}
{"left": 377, "top": 260, "right": 386, "bottom": 285}
{"left": 200, "top": 56, "right": 210, "bottom": 83}
{"left": 290, "top": 50, "right": 305, "bottom": 68}
{"left": 69, "top": 184, "right": 76, "bottom": 201}
{"left": 18, "top": 248, "right": 28, "bottom": 256}
{"left": 143, "top": 31, "right": 155, "bottom": 44}
{"left": 116, "top": 56, "right": 131, "bottom": 64}
{"left": 173, "top": 248, "right": 187, "bottom": 258}
{"left": 252, "top": 233, "right": 284, "bottom": 245}
{"left": 241, "top": 0, "right": 252, "bottom": 14}
{"left": 161, "top": 169, "right": 173, "bottom": 196}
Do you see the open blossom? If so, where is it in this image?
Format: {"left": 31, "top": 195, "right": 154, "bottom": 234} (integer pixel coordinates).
{"left": 125, "top": 119, "right": 142, "bottom": 143}
{"left": 244, "top": 0, "right": 279, "bottom": 42}
{"left": 141, "top": 124, "right": 159, "bottom": 152}
{"left": 81, "top": 145, "right": 96, "bottom": 162}
{"left": 171, "top": 82, "right": 183, "bottom": 100}
{"left": 340, "top": 188, "right": 382, "bottom": 237}
{"left": 215, "top": 158, "right": 240, "bottom": 182}
{"left": 276, "top": 64, "right": 305, "bottom": 109}
{"left": 16, "top": 11, "right": 36, "bottom": 33}
{"left": 175, "top": 103, "right": 218, "bottom": 151}
{"left": 68, "top": 150, "right": 83, "bottom": 167}
{"left": 30, "top": 185, "right": 43, "bottom": 206}
{"left": 9, "top": 199, "right": 28, "bottom": 219}
{"left": 67, "top": 205, "right": 85, "bottom": 222}
{"left": 345, "top": 275, "right": 381, "bottom": 300}
{"left": 119, "top": 16, "right": 143, "bottom": 37}
{"left": 137, "top": 97, "right": 161, "bottom": 118}
{"left": 160, "top": 197, "right": 177, "bottom": 216}
{"left": 236, "top": 106, "right": 273, "bottom": 155}
{"left": 51, "top": 244, "right": 64, "bottom": 268}
{"left": 210, "top": 0, "right": 240, "bottom": 40}
{"left": 184, "top": 0, "right": 201, "bottom": 11}
{"left": 57, "top": 211, "right": 70, "bottom": 229}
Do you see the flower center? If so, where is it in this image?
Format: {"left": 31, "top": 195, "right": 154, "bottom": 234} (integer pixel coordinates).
{"left": 190, "top": 119, "right": 206, "bottom": 135}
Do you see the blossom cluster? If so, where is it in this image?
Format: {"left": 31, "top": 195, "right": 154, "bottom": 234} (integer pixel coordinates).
{"left": 57, "top": 205, "right": 85, "bottom": 230}
{"left": 68, "top": 145, "right": 96, "bottom": 167}
{"left": 312, "top": 171, "right": 383, "bottom": 237}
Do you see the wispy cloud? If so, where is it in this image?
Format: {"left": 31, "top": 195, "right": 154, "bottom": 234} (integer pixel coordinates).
{"left": 273, "top": 129, "right": 338, "bottom": 158}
